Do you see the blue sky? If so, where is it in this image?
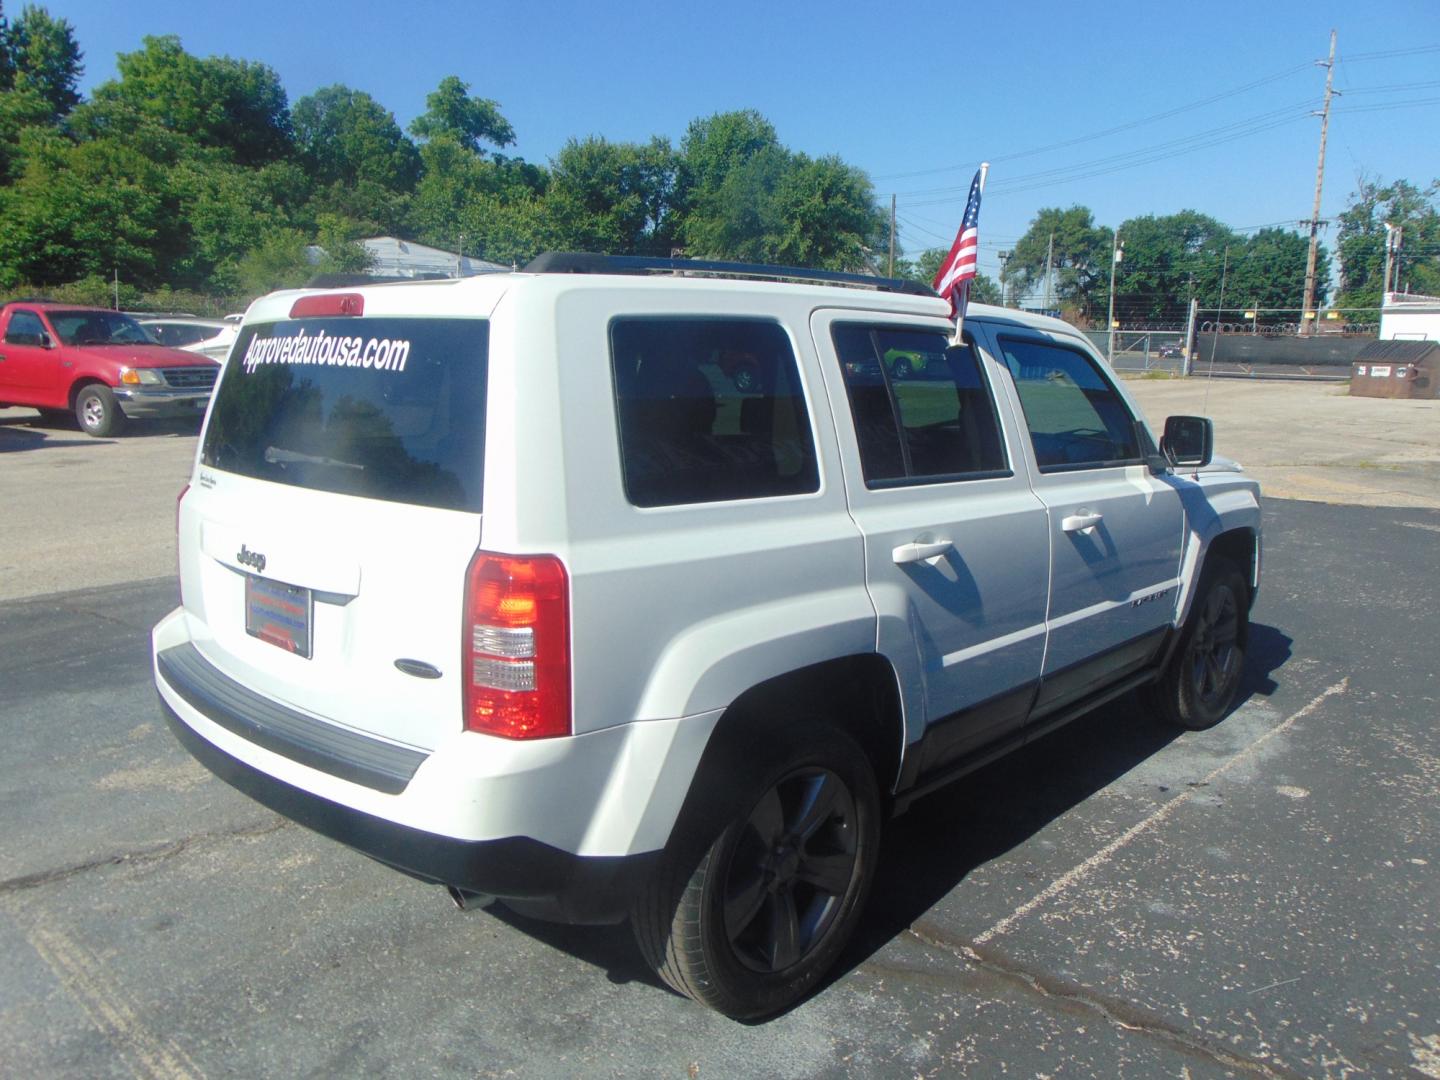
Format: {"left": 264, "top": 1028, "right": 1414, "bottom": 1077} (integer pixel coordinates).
{"left": 51, "top": 0, "right": 1440, "bottom": 281}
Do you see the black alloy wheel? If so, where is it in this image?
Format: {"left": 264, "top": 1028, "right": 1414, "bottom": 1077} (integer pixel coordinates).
{"left": 721, "top": 766, "right": 859, "bottom": 974}
{"left": 632, "top": 723, "right": 880, "bottom": 1020}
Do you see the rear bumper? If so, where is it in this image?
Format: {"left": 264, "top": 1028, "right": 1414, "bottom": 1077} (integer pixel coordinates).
{"left": 161, "top": 698, "right": 656, "bottom": 923}
{"left": 151, "top": 608, "right": 719, "bottom": 923}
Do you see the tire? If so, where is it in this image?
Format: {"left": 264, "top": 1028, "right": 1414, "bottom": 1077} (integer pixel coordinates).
{"left": 75, "top": 385, "right": 126, "bottom": 437}
{"left": 1146, "top": 558, "right": 1248, "bottom": 730}
{"left": 632, "top": 723, "right": 880, "bottom": 1020}
{"left": 891, "top": 358, "right": 911, "bottom": 380}
{"left": 731, "top": 367, "right": 758, "bottom": 393}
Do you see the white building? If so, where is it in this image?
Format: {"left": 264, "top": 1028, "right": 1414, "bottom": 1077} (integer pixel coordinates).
{"left": 1380, "top": 292, "right": 1440, "bottom": 342}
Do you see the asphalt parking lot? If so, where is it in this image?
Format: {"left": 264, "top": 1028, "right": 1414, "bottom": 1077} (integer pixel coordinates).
{"left": 1, "top": 390, "right": 1438, "bottom": 1077}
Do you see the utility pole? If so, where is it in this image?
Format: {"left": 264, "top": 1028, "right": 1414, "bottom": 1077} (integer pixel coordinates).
{"left": 1044, "top": 231, "right": 1055, "bottom": 313}
{"left": 888, "top": 195, "right": 896, "bottom": 278}
{"left": 1382, "top": 222, "right": 1401, "bottom": 301}
{"left": 1300, "top": 29, "right": 1337, "bottom": 336}
{"left": 997, "top": 250, "right": 1011, "bottom": 307}
{"left": 1107, "top": 232, "right": 1124, "bottom": 362}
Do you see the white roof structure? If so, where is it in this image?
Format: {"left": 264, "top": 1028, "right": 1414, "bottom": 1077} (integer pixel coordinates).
{"left": 306, "top": 236, "right": 510, "bottom": 279}
{"left": 1380, "top": 292, "right": 1440, "bottom": 342}
{"left": 362, "top": 236, "right": 510, "bottom": 278}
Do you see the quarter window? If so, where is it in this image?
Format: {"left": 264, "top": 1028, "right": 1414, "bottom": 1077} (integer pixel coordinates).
{"left": 997, "top": 337, "right": 1140, "bottom": 471}
{"left": 610, "top": 318, "right": 819, "bottom": 508}
{"left": 831, "top": 324, "right": 1007, "bottom": 487}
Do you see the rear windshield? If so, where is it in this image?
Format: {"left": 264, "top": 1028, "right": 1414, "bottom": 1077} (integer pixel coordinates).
{"left": 201, "top": 317, "right": 488, "bottom": 512}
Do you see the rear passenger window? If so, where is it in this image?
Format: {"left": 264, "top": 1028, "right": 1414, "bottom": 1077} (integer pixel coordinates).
{"left": 996, "top": 337, "right": 1140, "bottom": 471}
{"left": 831, "top": 324, "right": 1007, "bottom": 487}
{"left": 610, "top": 318, "right": 820, "bottom": 508}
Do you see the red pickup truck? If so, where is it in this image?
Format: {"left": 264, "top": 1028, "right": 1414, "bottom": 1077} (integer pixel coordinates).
{"left": 0, "top": 301, "right": 220, "bottom": 436}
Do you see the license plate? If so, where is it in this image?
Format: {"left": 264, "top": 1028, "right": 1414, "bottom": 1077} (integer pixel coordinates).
{"left": 245, "top": 575, "right": 313, "bottom": 659}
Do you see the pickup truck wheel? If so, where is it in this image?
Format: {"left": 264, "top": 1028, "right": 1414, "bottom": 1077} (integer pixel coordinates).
{"left": 1147, "top": 559, "right": 1247, "bottom": 730}
{"left": 75, "top": 385, "right": 126, "bottom": 437}
{"left": 632, "top": 725, "right": 879, "bottom": 1020}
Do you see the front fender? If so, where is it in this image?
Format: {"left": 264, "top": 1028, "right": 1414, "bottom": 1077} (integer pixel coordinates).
{"left": 1173, "top": 473, "right": 1262, "bottom": 627}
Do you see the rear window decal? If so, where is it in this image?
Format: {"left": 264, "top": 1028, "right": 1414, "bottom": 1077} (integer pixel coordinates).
{"left": 242, "top": 328, "right": 411, "bottom": 374}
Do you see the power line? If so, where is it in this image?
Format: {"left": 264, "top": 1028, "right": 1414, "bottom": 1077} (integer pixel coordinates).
{"left": 871, "top": 60, "right": 1314, "bottom": 182}
{"left": 904, "top": 109, "right": 1313, "bottom": 206}
{"left": 1339, "top": 44, "right": 1440, "bottom": 62}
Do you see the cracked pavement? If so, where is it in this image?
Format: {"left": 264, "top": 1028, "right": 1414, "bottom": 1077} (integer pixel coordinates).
{"left": 2, "top": 481, "right": 1438, "bottom": 1072}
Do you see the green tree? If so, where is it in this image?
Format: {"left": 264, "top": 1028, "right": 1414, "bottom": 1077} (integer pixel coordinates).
{"left": 768, "top": 153, "right": 885, "bottom": 271}
{"left": 293, "top": 85, "right": 420, "bottom": 192}
{"left": 78, "top": 35, "right": 292, "bottom": 166}
{"left": 0, "top": 83, "right": 50, "bottom": 180}
{"left": 1006, "top": 206, "right": 1111, "bottom": 321}
{"left": 1333, "top": 177, "right": 1440, "bottom": 308}
{"left": 542, "top": 135, "right": 679, "bottom": 255}
{"left": 408, "top": 130, "right": 550, "bottom": 263}
{"left": 1226, "top": 227, "right": 1327, "bottom": 321}
{"left": 6, "top": 5, "right": 81, "bottom": 121}
{"left": 0, "top": 129, "right": 169, "bottom": 287}
{"left": 1111, "top": 210, "right": 1235, "bottom": 324}
{"left": 0, "top": 2, "right": 14, "bottom": 89}
{"left": 292, "top": 85, "right": 419, "bottom": 236}
{"left": 408, "top": 76, "right": 514, "bottom": 155}
{"left": 168, "top": 158, "right": 310, "bottom": 290}
{"left": 676, "top": 110, "right": 884, "bottom": 270}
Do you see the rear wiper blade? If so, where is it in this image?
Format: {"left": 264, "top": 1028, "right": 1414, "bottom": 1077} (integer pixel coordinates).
{"left": 263, "top": 446, "right": 364, "bottom": 471}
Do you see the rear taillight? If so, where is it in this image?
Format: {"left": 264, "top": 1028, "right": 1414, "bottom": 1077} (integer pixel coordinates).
{"left": 462, "top": 552, "right": 571, "bottom": 739}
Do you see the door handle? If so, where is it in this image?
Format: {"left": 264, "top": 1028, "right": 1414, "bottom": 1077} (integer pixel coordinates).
{"left": 1061, "top": 512, "right": 1103, "bottom": 534}
{"left": 892, "top": 539, "right": 953, "bottom": 564}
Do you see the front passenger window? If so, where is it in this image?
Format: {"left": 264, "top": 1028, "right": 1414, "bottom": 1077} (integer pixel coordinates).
{"left": 997, "top": 337, "right": 1140, "bottom": 471}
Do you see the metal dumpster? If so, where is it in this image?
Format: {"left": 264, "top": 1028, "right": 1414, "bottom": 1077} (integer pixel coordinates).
{"left": 1351, "top": 340, "right": 1440, "bottom": 399}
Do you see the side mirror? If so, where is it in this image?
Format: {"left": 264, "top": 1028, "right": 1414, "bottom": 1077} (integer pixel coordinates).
{"left": 1161, "top": 415, "right": 1213, "bottom": 468}
{"left": 39, "top": 331, "right": 55, "bottom": 349}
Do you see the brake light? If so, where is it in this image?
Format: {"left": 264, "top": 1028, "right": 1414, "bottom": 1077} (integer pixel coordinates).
{"left": 463, "top": 552, "right": 571, "bottom": 739}
{"left": 289, "top": 293, "right": 364, "bottom": 319}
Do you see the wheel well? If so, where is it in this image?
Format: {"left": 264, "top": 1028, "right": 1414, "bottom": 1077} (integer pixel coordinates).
{"left": 1206, "top": 528, "right": 1256, "bottom": 606}
{"left": 68, "top": 378, "right": 105, "bottom": 409}
{"left": 707, "top": 655, "right": 904, "bottom": 798}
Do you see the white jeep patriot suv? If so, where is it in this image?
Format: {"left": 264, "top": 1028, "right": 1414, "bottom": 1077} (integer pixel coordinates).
{"left": 153, "top": 253, "right": 1260, "bottom": 1019}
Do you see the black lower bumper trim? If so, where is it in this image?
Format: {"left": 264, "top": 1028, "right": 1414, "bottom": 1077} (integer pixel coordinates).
{"left": 161, "top": 698, "right": 658, "bottom": 924}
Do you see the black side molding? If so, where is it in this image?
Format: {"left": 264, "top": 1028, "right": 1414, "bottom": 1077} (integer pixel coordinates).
{"left": 156, "top": 643, "right": 427, "bottom": 795}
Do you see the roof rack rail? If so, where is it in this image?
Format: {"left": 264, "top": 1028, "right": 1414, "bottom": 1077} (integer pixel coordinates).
{"left": 522, "top": 252, "right": 937, "bottom": 298}
{"left": 303, "top": 273, "right": 451, "bottom": 289}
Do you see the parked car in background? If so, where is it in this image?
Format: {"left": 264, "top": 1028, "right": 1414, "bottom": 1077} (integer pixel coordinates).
{"left": 139, "top": 318, "right": 239, "bottom": 362}
{"left": 0, "top": 302, "right": 220, "bottom": 436}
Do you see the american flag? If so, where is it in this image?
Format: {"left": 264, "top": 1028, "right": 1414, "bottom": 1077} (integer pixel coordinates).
{"left": 932, "top": 168, "right": 983, "bottom": 320}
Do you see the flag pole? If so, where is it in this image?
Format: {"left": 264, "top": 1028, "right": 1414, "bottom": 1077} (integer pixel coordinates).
{"left": 952, "top": 160, "right": 989, "bottom": 347}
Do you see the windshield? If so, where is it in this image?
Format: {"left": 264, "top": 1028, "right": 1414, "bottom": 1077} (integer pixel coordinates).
{"left": 49, "top": 310, "right": 154, "bottom": 346}
{"left": 202, "top": 317, "right": 488, "bottom": 512}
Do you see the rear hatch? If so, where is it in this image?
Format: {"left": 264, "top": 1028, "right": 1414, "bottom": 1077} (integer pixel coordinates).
{"left": 180, "top": 312, "right": 490, "bottom": 752}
